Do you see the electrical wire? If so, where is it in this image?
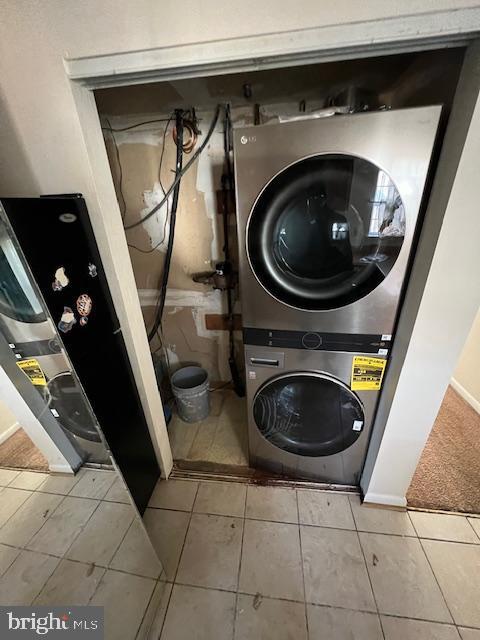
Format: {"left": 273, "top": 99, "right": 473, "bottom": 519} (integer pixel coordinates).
{"left": 105, "top": 118, "right": 127, "bottom": 220}
{"left": 173, "top": 120, "right": 198, "bottom": 154}
{"left": 147, "top": 110, "right": 184, "bottom": 342}
{"left": 127, "top": 114, "right": 174, "bottom": 254}
{"left": 101, "top": 118, "right": 171, "bottom": 132}
{"left": 124, "top": 105, "right": 221, "bottom": 231}
{"left": 158, "top": 113, "right": 174, "bottom": 197}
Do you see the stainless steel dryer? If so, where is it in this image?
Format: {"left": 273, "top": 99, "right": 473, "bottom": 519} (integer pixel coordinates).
{"left": 234, "top": 106, "right": 441, "bottom": 334}
{"left": 234, "top": 107, "right": 441, "bottom": 482}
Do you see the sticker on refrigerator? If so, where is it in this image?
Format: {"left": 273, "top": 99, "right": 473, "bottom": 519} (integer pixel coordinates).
{"left": 16, "top": 358, "right": 47, "bottom": 386}
{"left": 351, "top": 356, "right": 387, "bottom": 391}
{"left": 58, "top": 306, "right": 76, "bottom": 333}
{"left": 76, "top": 294, "right": 92, "bottom": 326}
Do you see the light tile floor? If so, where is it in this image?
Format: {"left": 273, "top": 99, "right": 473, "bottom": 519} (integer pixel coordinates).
{"left": 2, "top": 469, "right": 480, "bottom": 639}
{"left": 145, "top": 479, "right": 480, "bottom": 640}
{"left": 168, "top": 391, "right": 249, "bottom": 467}
{"left": 0, "top": 467, "right": 164, "bottom": 639}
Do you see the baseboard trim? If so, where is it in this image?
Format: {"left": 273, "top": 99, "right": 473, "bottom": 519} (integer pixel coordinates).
{"left": 363, "top": 491, "right": 407, "bottom": 508}
{"left": 0, "top": 421, "right": 20, "bottom": 446}
{"left": 450, "top": 377, "right": 480, "bottom": 414}
{"left": 48, "top": 464, "right": 74, "bottom": 475}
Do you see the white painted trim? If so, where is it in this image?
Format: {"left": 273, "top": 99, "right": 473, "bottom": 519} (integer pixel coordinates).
{"left": 48, "top": 464, "right": 75, "bottom": 475}
{"left": 363, "top": 492, "right": 407, "bottom": 508}
{"left": 69, "top": 83, "right": 173, "bottom": 478}
{"left": 65, "top": 9, "right": 479, "bottom": 88}
{"left": 0, "top": 421, "right": 20, "bottom": 446}
{"left": 451, "top": 377, "right": 480, "bottom": 414}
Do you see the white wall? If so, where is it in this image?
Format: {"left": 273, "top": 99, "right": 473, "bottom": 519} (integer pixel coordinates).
{"left": 0, "top": 1, "right": 480, "bottom": 502}
{"left": 452, "top": 308, "right": 480, "bottom": 412}
{"left": 0, "top": 399, "right": 19, "bottom": 446}
{"left": 363, "top": 51, "right": 480, "bottom": 505}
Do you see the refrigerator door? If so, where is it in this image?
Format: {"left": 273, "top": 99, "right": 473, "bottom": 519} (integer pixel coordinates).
{"left": 1, "top": 195, "right": 160, "bottom": 514}
{"left": 0, "top": 215, "right": 109, "bottom": 465}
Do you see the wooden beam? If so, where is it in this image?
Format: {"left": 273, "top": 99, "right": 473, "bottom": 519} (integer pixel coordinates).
{"left": 205, "top": 314, "right": 242, "bottom": 331}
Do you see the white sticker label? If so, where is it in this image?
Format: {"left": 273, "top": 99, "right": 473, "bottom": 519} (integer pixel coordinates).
{"left": 353, "top": 420, "right": 363, "bottom": 431}
{"left": 381, "top": 334, "right": 392, "bottom": 341}
{"left": 14, "top": 353, "right": 21, "bottom": 359}
{"left": 378, "top": 348, "right": 388, "bottom": 356}
{"left": 248, "top": 371, "right": 256, "bottom": 380}
{"left": 8, "top": 343, "right": 15, "bottom": 348}
{"left": 50, "top": 408, "right": 60, "bottom": 418}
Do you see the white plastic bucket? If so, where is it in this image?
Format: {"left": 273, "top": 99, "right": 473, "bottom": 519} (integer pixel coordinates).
{"left": 171, "top": 365, "right": 210, "bottom": 423}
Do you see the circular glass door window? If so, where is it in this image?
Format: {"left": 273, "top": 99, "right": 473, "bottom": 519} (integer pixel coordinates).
{"left": 253, "top": 373, "right": 364, "bottom": 456}
{"left": 247, "top": 154, "right": 405, "bottom": 310}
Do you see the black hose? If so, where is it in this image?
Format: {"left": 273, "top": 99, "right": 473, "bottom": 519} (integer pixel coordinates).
{"left": 148, "top": 110, "right": 184, "bottom": 342}
{"left": 125, "top": 105, "right": 220, "bottom": 231}
{"left": 222, "top": 105, "right": 245, "bottom": 397}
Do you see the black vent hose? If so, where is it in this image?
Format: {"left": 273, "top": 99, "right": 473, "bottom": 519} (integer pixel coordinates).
{"left": 223, "top": 105, "right": 245, "bottom": 397}
{"left": 148, "top": 110, "right": 183, "bottom": 342}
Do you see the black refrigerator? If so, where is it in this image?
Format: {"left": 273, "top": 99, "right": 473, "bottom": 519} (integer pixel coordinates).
{"left": 0, "top": 194, "right": 160, "bottom": 514}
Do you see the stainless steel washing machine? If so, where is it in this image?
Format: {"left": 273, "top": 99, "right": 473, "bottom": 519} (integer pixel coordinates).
{"left": 245, "top": 338, "right": 386, "bottom": 484}
{"left": 234, "top": 107, "right": 441, "bottom": 482}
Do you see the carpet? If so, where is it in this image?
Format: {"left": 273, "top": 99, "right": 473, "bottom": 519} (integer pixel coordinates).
{"left": 0, "top": 427, "right": 49, "bottom": 472}
{"left": 407, "top": 386, "right": 480, "bottom": 514}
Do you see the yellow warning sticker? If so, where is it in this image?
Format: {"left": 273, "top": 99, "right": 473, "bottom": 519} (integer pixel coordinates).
{"left": 16, "top": 358, "right": 47, "bottom": 386}
{"left": 351, "top": 356, "right": 387, "bottom": 391}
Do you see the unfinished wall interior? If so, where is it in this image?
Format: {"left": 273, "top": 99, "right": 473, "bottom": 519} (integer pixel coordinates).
{"left": 95, "top": 47, "right": 463, "bottom": 395}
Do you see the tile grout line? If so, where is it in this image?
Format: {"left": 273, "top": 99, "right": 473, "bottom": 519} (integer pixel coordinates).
{"left": 133, "top": 568, "right": 167, "bottom": 640}
{"left": 0, "top": 545, "right": 20, "bottom": 579}
{"left": 31, "top": 484, "right": 117, "bottom": 607}
{"left": 130, "top": 496, "right": 172, "bottom": 640}
{"left": 0, "top": 537, "right": 165, "bottom": 581}
{"left": 131, "top": 575, "right": 159, "bottom": 640}
{"left": 347, "top": 497, "right": 386, "bottom": 640}
{"left": 466, "top": 517, "right": 480, "bottom": 543}
{"left": 0, "top": 490, "right": 37, "bottom": 535}
{"left": 232, "top": 482, "right": 248, "bottom": 640}
{"left": 57, "top": 497, "right": 107, "bottom": 562}
{"left": 152, "top": 578, "right": 480, "bottom": 629}
{"left": 21, "top": 492, "right": 70, "bottom": 551}
{"left": 27, "top": 554, "right": 63, "bottom": 606}
{"left": 157, "top": 481, "right": 203, "bottom": 640}
{"left": 295, "top": 489, "right": 309, "bottom": 639}
{"left": 417, "top": 536, "right": 456, "bottom": 626}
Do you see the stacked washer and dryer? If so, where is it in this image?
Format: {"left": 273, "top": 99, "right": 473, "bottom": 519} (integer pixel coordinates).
{"left": 233, "top": 106, "right": 441, "bottom": 485}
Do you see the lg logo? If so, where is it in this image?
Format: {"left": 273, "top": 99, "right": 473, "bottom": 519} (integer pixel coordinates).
{"left": 240, "top": 135, "right": 256, "bottom": 144}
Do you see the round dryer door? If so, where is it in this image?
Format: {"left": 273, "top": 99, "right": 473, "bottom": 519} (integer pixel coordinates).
{"left": 253, "top": 372, "right": 364, "bottom": 456}
{"left": 247, "top": 154, "right": 405, "bottom": 310}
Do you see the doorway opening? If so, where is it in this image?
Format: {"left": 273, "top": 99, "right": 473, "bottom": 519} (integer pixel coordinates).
{"left": 0, "top": 401, "right": 48, "bottom": 472}
{"left": 94, "top": 46, "right": 464, "bottom": 481}
{"left": 408, "top": 307, "right": 480, "bottom": 514}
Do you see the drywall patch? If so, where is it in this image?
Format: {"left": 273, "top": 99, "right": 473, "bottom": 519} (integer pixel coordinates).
{"left": 141, "top": 181, "right": 171, "bottom": 251}
{"left": 195, "top": 113, "right": 225, "bottom": 262}
{"left": 138, "top": 288, "right": 224, "bottom": 311}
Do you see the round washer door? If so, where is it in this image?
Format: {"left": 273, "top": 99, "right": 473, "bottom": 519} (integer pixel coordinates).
{"left": 247, "top": 154, "right": 405, "bottom": 310}
{"left": 253, "top": 372, "right": 364, "bottom": 457}
{"left": 48, "top": 374, "right": 102, "bottom": 443}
